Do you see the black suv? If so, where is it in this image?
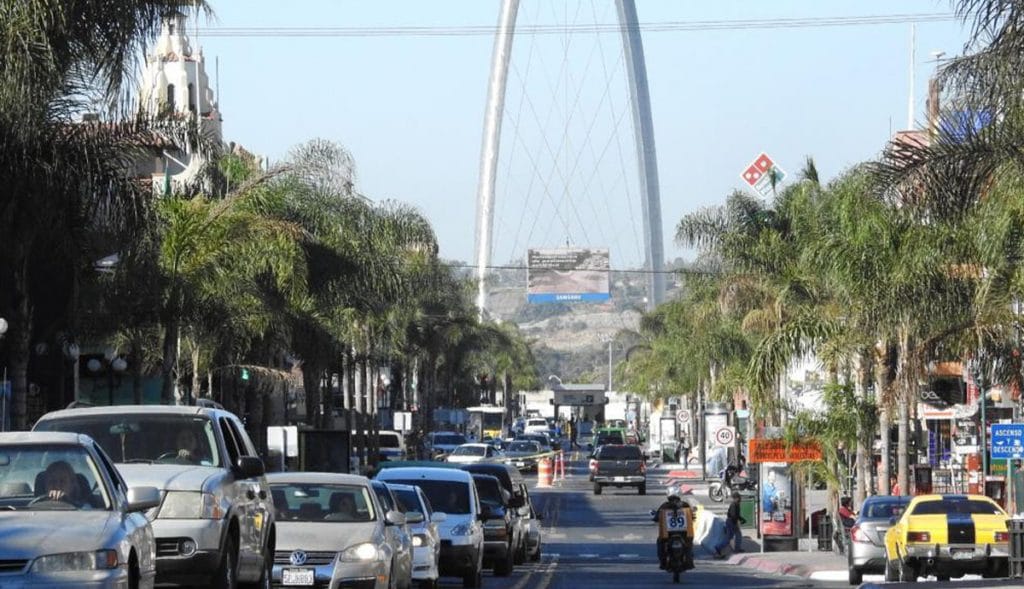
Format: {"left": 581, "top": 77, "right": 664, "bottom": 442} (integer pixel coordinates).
{"left": 592, "top": 444, "right": 646, "bottom": 495}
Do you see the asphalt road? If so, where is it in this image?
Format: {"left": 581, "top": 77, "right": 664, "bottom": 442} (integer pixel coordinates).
{"left": 445, "top": 461, "right": 850, "bottom": 589}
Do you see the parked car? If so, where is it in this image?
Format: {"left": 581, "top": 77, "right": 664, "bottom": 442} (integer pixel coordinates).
{"left": 458, "top": 463, "right": 529, "bottom": 564}
{"left": 387, "top": 483, "right": 444, "bottom": 589}
{"left": 34, "top": 405, "right": 275, "bottom": 588}
{"left": 846, "top": 495, "right": 910, "bottom": 585}
{"left": 426, "top": 432, "right": 467, "bottom": 458}
{"left": 375, "top": 467, "right": 485, "bottom": 588}
{"left": 267, "top": 472, "right": 408, "bottom": 589}
{"left": 504, "top": 440, "right": 543, "bottom": 473}
{"left": 883, "top": 494, "right": 1010, "bottom": 582}
{"left": 0, "top": 431, "right": 160, "bottom": 588}
{"left": 523, "top": 495, "right": 543, "bottom": 562}
{"left": 591, "top": 444, "right": 646, "bottom": 495}
{"left": 470, "top": 474, "right": 516, "bottom": 576}
{"left": 369, "top": 480, "right": 415, "bottom": 587}
{"left": 445, "top": 443, "right": 503, "bottom": 465}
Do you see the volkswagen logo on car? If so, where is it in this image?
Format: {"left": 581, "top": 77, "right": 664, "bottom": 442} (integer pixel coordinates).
{"left": 289, "top": 550, "right": 308, "bottom": 566}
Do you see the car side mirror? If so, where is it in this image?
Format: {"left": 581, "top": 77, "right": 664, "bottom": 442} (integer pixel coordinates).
{"left": 385, "top": 510, "right": 407, "bottom": 526}
{"left": 405, "top": 511, "right": 425, "bottom": 524}
{"left": 888, "top": 516, "right": 898, "bottom": 525}
{"left": 235, "top": 456, "right": 265, "bottom": 478}
{"left": 126, "top": 486, "right": 161, "bottom": 512}
{"left": 478, "top": 504, "right": 493, "bottom": 521}
{"left": 431, "top": 512, "right": 447, "bottom": 523}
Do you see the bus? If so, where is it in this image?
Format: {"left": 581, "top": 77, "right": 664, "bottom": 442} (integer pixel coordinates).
{"left": 466, "top": 406, "right": 506, "bottom": 440}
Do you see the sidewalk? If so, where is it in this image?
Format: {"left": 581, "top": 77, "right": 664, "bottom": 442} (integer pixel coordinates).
{"left": 724, "top": 547, "right": 847, "bottom": 581}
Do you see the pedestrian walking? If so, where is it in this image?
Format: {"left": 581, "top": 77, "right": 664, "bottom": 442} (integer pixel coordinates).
{"left": 714, "top": 492, "right": 747, "bottom": 558}
{"left": 680, "top": 436, "right": 691, "bottom": 467}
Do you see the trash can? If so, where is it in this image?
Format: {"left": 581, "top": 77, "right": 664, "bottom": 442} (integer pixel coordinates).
{"left": 661, "top": 441, "right": 678, "bottom": 463}
{"left": 740, "top": 496, "right": 755, "bottom": 527}
{"left": 817, "top": 516, "right": 833, "bottom": 551}
{"left": 1010, "top": 517, "right": 1024, "bottom": 579}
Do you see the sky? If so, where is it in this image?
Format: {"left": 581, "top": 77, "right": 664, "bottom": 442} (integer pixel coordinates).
{"left": 193, "top": 1, "right": 970, "bottom": 269}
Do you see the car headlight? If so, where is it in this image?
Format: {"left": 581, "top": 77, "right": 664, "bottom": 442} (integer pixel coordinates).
{"left": 412, "top": 534, "right": 428, "bottom": 547}
{"left": 158, "top": 491, "right": 225, "bottom": 519}
{"left": 450, "top": 523, "right": 473, "bottom": 537}
{"left": 32, "top": 550, "right": 118, "bottom": 574}
{"left": 340, "top": 543, "right": 381, "bottom": 562}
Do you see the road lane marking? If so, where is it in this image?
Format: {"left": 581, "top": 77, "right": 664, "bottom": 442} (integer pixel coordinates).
{"left": 618, "top": 554, "right": 640, "bottom": 559}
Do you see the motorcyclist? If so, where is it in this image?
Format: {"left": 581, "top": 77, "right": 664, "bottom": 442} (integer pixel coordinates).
{"left": 652, "top": 493, "right": 695, "bottom": 571}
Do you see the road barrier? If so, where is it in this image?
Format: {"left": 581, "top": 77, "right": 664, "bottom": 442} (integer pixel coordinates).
{"left": 552, "top": 451, "right": 567, "bottom": 482}
{"left": 537, "top": 457, "right": 553, "bottom": 488}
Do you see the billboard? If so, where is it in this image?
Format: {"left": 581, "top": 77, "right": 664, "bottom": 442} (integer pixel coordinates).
{"left": 527, "top": 248, "right": 610, "bottom": 303}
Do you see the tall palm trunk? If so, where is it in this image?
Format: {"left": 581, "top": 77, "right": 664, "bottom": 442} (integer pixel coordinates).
{"left": 159, "top": 310, "right": 180, "bottom": 404}
{"left": 875, "top": 341, "right": 895, "bottom": 495}
{"left": 896, "top": 328, "right": 913, "bottom": 496}
{"left": 854, "top": 352, "right": 871, "bottom": 508}
{"left": 9, "top": 246, "right": 32, "bottom": 430}
{"left": 130, "top": 338, "right": 143, "bottom": 404}
{"left": 302, "top": 363, "right": 320, "bottom": 426}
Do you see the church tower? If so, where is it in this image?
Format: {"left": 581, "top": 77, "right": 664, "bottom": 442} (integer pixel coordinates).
{"left": 139, "top": 10, "right": 223, "bottom": 191}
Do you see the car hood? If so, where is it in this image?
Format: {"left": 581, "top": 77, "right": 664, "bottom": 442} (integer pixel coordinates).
{"left": 0, "top": 511, "right": 115, "bottom": 559}
{"left": 117, "top": 463, "right": 220, "bottom": 492}
{"left": 506, "top": 451, "right": 538, "bottom": 458}
{"left": 276, "top": 521, "right": 379, "bottom": 551}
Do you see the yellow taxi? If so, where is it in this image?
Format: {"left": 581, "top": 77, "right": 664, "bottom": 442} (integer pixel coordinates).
{"left": 883, "top": 494, "right": 1010, "bottom": 582}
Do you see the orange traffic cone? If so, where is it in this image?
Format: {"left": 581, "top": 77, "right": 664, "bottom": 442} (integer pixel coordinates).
{"left": 537, "top": 457, "right": 553, "bottom": 488}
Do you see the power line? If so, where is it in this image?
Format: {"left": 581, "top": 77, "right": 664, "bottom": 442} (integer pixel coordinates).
{"left": 196, "top": 13, "right": 956, "bottom": 38}
{"left": 441, "top": 262, "right": 713, "bottom": 275}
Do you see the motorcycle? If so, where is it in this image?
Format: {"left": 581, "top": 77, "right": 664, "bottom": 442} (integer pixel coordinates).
{"left": 708, "top": 464, "right": 756, "bottom": 503}
{"left": 650, "top": 508, "right": 693, "bottom": 583}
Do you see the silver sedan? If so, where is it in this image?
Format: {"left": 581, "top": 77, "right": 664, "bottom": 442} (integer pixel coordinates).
{"left": 268, "top": 472, "right": 409, "bottom": 589}
{"left": 0, "top": 431, "right": 159, "bottom": 588}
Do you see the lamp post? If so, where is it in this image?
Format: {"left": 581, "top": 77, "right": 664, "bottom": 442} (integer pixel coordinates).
{"left": 971, "top": 360, "right": 988, "bottom": 478}
{"left": 0, "top": 317, "right": 8, "bottom": 431}
{"left": 86, "top": 348, "right": 127, "bottom": 405}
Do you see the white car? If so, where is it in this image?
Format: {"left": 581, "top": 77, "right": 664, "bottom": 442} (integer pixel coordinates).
{"left": 377, "top": 430, "right": 407, "bottom": 462}
{"left": 445, "top": 443, "right": 503, "bottom": 465}
{"left": 0, "top": 432, "right": 160, "bottom": 588}
{"left": 267, "top": 472, "right": 409, "bottom": 589}
{"left": 375, "top": 467, "right": 485, "bottom": 588}
{"left": 426, "top": 432, "right": 467, "bottom": 458}
{"left": 523, "top": 418, "right": 549, "bottom": 435}
{"left": 387, "top": 483, "right": 444, "bottom": 589}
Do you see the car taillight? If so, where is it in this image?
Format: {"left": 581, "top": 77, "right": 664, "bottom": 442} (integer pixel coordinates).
{"left": 589, "top": 459, "right": 597, "bottom": 472}
{"left": 995, "top": 531, "right": 1009, "bottom": 542}
{"left": 640, "top": 462, "right": 647, "bottom": 474}
{"left": 907, "top": 531, "right": 930, "bottom": 543}
{"left": 850, "top": 525, "right": 870, "bottom": 544}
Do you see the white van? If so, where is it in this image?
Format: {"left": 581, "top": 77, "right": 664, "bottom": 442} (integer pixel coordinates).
{"left": 524, "top": 417, "right": 549, "bottom": 435}
{"left": 376, "top": 467, "right": 486, "bottom": 588}
{"left": 377, "top": 430, "right": 407, "bottom": 461}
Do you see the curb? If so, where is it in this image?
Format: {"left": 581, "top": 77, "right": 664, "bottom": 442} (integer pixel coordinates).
{"left": 726, "top": 554, "right": 845, "bottom": 579}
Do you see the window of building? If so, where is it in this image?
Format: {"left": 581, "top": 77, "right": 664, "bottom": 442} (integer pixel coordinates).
{"left": 187, "top": 83, "right": 195, "bottom": 112}
{"left": 166, "top": 84, "right": 176, "bottom": 111}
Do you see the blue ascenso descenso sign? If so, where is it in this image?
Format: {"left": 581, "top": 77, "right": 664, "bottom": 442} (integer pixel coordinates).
{"left": 990, "top": 423, "right": 1024, "bottom": 459}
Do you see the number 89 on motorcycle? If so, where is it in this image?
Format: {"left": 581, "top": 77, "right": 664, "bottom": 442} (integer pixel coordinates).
{"left": 663, "top": 512, "right": 689, "bottom": 531}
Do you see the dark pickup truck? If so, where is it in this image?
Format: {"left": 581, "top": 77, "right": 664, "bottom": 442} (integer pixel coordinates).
{"left": 592, "top": 444, "right": 646, "bottom": 495}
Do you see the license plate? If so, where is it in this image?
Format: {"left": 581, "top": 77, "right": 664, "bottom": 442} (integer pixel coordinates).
{"left": 951, "top": 549, "right": 974, "bottom": 560}
{"left": 515, "top": 461, "right": 526, "bottom": 467}
{"left": 614, "top": 476, "right": 626, "bottom": 482}
{"left": 282, "top": 568, "right": 315, "bottom": 585}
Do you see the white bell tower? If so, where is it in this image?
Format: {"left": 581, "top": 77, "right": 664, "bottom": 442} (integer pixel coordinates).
{"left": 140, "top": 9, "right": 223, "bottom": 192}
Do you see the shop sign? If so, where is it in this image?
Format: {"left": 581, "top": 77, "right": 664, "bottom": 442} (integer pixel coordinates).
{"left": 748, "top": 438, "right": 823, "bottom": 463}
{"left": 759, "top": 462, "right": 794, "bottom": 536}
{"left": 953, "top": 418, "right": 979, "bottom": 455}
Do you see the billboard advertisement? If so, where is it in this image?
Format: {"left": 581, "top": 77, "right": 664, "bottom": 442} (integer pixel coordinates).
{"left": 527, "top": 248, "right": 610, "bottom": 303}
{"left": 760, "top": 462, "right": 794, "bottom": 536}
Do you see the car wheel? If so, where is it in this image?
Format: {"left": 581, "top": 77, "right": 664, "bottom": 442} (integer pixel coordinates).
{"left": 463, "top": 551, "right": 483, "bottom": 589}
{"left": 936, "top": 575, "right": 950, "bottom": 582}
{"left": 128, "top": 552, "right": 140, "bottom": 589}
{"left": 419, "top": 579, "right": 438, "bottom": 589}
{"left": 848, "top": 565, "right": 862, "bottom": 586}
{"left": 242, "top": 542, "right": 273, "bottom": 589}
{"left": 884, "top": 558, "right": 898, "bottom": 583}
{"left": 593, "top": 483, "right": 602, "bottom": 495}
{"left": 898, "top": 557, "right": 916, "bottom": 583}
{"left": 638, "top": 484, "right": 646, "bottom": 496}
{"left": 494, "top": 545, "right": 514, "bottom": 576}
{"left": 514, "top": 538, "right": 526, "bottom": 565}
{"left": 213, "top": 534, "right": 239, "bottom": 589}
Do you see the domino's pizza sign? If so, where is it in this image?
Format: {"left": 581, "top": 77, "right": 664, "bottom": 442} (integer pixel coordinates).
{"left": 990, "top": 424, "right": 1024, "bottom": 459}
{"left": 741, "top": 152, "right": 786, "bottom": 197}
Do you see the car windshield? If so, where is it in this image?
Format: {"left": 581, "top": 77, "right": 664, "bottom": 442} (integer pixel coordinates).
{"left": 453, "top": 445, "right": 485, "bottom": 456}
{"left": 379, "top": 433, "right": 401, "bottom": 447}
{"left": 36, "top": 414, "right": 222, "bottom": 467}
{"left": 597, "top": 433, "right": 624, "bottom": 445}
{"left": 392, "top": 488, "right": 426, "bottom": 515}
{"left": 270, "top": 483, "right": 375, "bottom": 522}
{"left": 435, "top": 434, "right": 466, "bottom": 446}
{"left": 911, "top": 498, "right": 1003, "bottom": 516}
{"left": 0, "top": 444, "right": 110, "bottom": 511}
{"left": 862, "top": 498, "right": 909, "bottom": 519}
{"left": 508, "top": 442, "right": 539, "bottom": 453}
{"left": 474, "top": 478, "right": 505, "bottom": 507}
{"left": 599, "top": 446, "right": 641, "bottom": 460}
{"left": 387, "top": 479, "right": 470, "bottom": 514}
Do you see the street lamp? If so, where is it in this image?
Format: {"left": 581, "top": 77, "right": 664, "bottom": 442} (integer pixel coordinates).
{"left": 970, "top": 358, "right": 989, "bottom": 478}
{"left": 87, "top": 348, "right": 127, "bottom": 405}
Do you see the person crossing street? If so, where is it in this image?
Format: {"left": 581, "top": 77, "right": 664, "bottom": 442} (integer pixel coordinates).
{"left": 714, "top": 492, "right": 747, "bottom": 558}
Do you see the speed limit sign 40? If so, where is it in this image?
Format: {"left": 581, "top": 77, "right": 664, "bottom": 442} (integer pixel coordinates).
{"left": 714, "top": 426, "right": 736, "bottom": 447}
{"left": 676, "top": 409, "right": 691, "bottom": 424}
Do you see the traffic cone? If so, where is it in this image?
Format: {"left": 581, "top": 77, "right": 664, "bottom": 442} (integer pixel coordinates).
{"left": 537, "top": 457, "right": 552, "bottom": 488}
{"left": 552, "top": 452, "right": 563, "bottom": 482}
